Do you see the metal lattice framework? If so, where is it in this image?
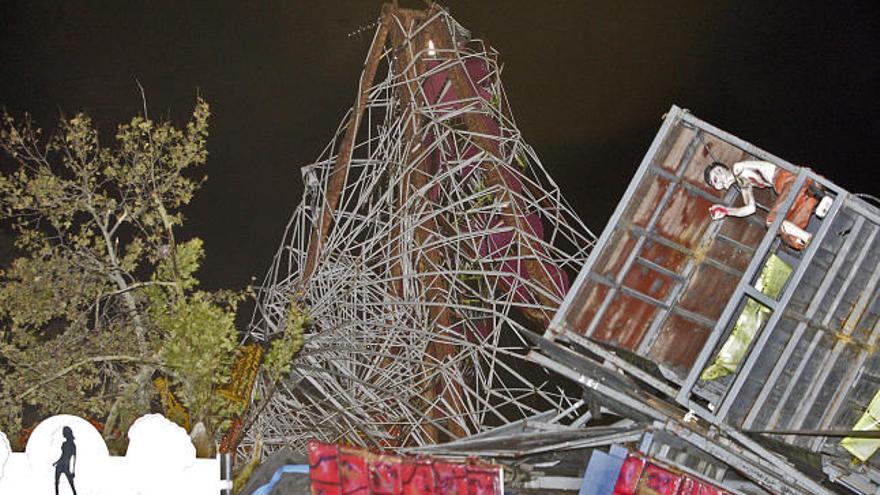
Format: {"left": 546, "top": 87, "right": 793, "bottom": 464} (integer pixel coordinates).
{"left": 242, "top": 4, "right": 595, "bottom": 455}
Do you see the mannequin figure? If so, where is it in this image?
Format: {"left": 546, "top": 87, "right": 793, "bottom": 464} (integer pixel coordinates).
{"left": 704, "top": 160, "right": 831, "bottom": 250}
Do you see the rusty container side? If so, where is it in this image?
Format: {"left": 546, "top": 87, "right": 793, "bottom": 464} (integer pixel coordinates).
{"left": 553, "top": 109, "right": 808, "bottom": 378}
{"left": 640, "top": 240, "right": 690, "bottom": 273}
{"left": 658, "top": 126, "right": 697, "bottom": 173}
{"left": 677, "top": 264, "right": 740, "bottom": 323}
{"left": 622, "top": 262, "right": 676, "bottom": 301}
{"left": 653, "top": 188, "right": 714, "bottom": 248}
{"left": 591, "top": 293, "right": 660, "bottom": 350}
{"left": 563, "top": 280, "right": 610, "bottom": 334}
{"left": 593, "top": 229, "right": 639, "bottom": 279}
{"left": 649, "top": 314, "right": 713, "bottom": 374}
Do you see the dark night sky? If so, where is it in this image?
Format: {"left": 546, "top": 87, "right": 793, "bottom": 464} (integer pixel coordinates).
{"left": 1, "top": 1, "right": 878, "bottom": 292}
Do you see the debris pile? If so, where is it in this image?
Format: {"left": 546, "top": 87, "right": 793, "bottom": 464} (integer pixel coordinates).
{"left": 243, "top": 3, "right": 880, "bottom": 494}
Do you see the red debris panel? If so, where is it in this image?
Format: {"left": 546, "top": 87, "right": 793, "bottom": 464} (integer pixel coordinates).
{"left": 612, "top": 452, "right": 731, "bottom": 495}
{"left": 307, "top": 441, "right": 503, "bottom": 495}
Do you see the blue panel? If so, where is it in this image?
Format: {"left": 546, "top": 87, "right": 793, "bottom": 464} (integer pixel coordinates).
{"left": 579, "top": 450, "right": 625, "bottom": 495}
{"left": 251, "top": 464, "right": 310, "bottom": 495}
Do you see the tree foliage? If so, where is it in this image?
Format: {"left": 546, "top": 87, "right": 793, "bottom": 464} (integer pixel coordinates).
{"left": 0, "top": 98, "right": 242, "bottom": 448}
{"left": 263, "top": 302, "right": 308, "bottom": 384}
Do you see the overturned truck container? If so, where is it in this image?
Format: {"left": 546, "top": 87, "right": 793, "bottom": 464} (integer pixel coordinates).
{"left": 539, "top": 105, "right": 880, "bottom": 494}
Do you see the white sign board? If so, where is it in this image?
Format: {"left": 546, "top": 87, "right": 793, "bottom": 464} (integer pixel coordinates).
{"left": 0, "top": 414, "right": 221, "bottom": 495}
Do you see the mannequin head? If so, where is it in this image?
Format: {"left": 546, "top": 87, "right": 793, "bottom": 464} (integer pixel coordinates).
{"left": 704, "top": 162, "right": 735, "bottom": 190}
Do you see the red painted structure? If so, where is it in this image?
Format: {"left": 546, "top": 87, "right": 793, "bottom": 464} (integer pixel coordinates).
{"left": 612, "top": 452, "right": 731, "bottom": 495}
{"left": 308, "top": 441, "right": 503, "bottom": 495}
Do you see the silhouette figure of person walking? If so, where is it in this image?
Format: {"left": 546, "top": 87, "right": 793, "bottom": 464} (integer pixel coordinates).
{"left": 52, "top": 426, "right": 77, "bottom": 495}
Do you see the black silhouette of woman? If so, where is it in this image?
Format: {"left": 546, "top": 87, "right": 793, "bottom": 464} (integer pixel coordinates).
{"left": 52, "top": 426, "right": 77, "bottom": 495}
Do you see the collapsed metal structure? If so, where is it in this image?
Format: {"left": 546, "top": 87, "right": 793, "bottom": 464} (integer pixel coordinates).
{"left": 413, "top": 107, "right": 880, "bottom": 495}
{"left": 245, "top": 3, "right": 594, "bottom": 454}
{"left": 537, "top": 106, "right": 880, "bottom": 495}
{"left": 243, "top": 3, "right": 880, "bottom": 494}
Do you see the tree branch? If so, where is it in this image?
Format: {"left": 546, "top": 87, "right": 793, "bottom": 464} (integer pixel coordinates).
{"left": 17, "top": 355, "right": 155, "bottom": 401}
{"left": 135, "top": 79, "right": 149, "bottom": 120}
{"left": 103, "top": 363, "right": 155, "bottom": 439}
{"left": 101, "top": 280, "right": 177, "bottom": 297}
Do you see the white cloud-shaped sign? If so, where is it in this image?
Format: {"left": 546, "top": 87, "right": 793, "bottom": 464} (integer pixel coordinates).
{"left": 0, "top": 414, "right": 218, "bottom": 495}
{"left": 25, "top": 415, "right": 108, "bottom": 495}
{"left": 0, "top": 431, "right": 10, "bottom": 479}
{"left": 125, "top": 414, "right": 197, "bottom": 495}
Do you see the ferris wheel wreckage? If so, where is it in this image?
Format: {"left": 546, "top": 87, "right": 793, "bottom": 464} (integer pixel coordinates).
{"left": 231, "top": 3, "right": 880, "bottom": 494}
